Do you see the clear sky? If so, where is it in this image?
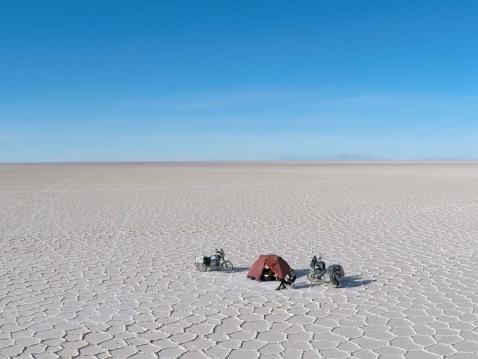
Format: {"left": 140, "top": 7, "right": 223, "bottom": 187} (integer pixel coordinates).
{"left": 1, "top": 1, "right": 477, "bottom": 162}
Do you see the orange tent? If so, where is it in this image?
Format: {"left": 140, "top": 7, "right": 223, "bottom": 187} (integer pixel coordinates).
{"left": 247, "top": 254, "right": 293, "bottom": 281}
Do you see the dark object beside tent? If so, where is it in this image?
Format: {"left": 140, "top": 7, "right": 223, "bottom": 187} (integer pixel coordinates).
{"left": 247, "top": 254, "right": 293, "bottom": 281}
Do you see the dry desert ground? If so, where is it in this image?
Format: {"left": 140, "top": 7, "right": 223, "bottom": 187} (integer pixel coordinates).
{"left": 1, "top": 162, "right": 478, "bottom": 359}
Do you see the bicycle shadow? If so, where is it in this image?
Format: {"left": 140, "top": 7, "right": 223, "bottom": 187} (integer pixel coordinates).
{"left": 293, "top": 268, "right": 310, "bottom": 279}
{"left": 232, "top": 266, "right": 249, "bottom": 273}
{"left": 293, "top": 274, "right": 375, "bottom": 289}
{"left": 340, "top": 275, "right": 376, "bottom": 288}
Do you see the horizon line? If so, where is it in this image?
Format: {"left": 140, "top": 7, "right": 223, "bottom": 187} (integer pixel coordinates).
{"left": 2, "top": 159, "right": 478, "bottom": 165}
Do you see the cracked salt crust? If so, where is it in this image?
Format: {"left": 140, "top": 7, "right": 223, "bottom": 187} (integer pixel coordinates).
{"left": 1, "top": 162, "right": 478, "bottom": 358}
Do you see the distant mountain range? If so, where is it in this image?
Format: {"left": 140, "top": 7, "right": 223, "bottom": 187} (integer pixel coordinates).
{"left": 277, "top": 153, "right": 387, "bottom": 161}
{"left": 277, "top": 153, "right": 476, "bottom": 161}
{"left": 420, "top": 155, "right": 475, "bottom": 161}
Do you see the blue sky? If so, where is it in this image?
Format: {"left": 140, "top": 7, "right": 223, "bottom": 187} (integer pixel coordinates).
{"left": 1, "top": 0, "right": 477, "bottom": 162}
